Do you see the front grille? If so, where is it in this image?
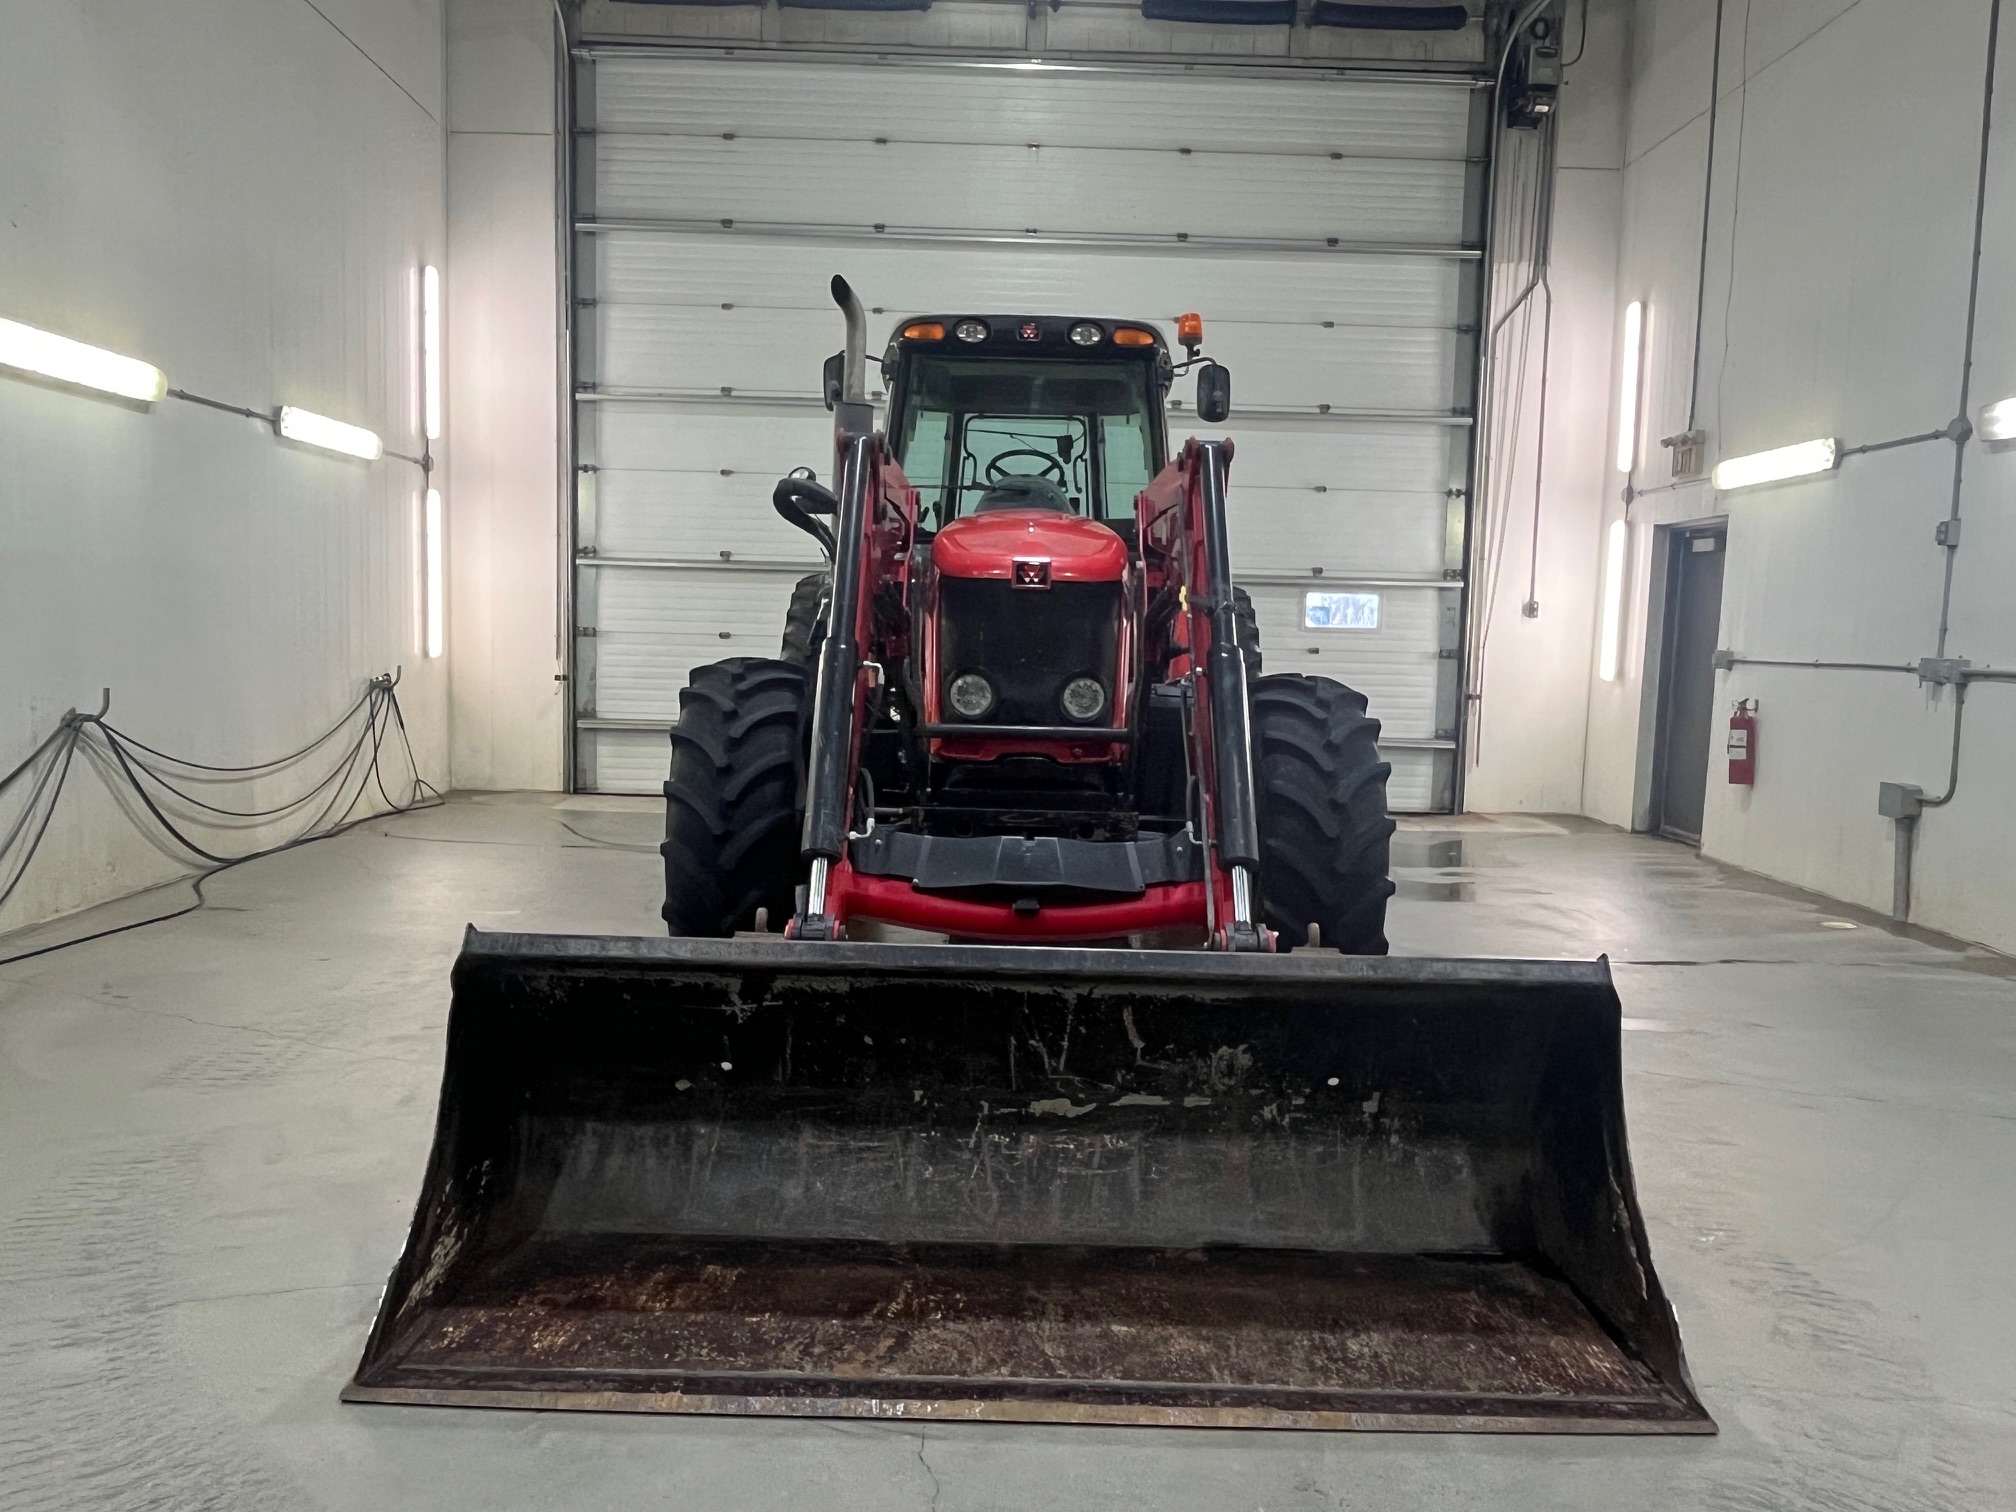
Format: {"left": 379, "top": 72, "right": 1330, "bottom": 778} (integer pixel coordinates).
{"left": 937, "top": 578, "right": 1121, "bottom": 727}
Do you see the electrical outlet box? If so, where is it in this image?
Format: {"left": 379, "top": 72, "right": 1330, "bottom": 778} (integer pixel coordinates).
{"left": 1877, "top": 782, "right": 1925, "bottom": 820}
{"left": 1503, "top": 17, "right": 1564, "bottom": 129}
{"left": 1662, "top": 430, "right": 1707, "bottom": 480}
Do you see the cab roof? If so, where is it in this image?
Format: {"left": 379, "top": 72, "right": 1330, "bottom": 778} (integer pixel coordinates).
{"left": 886, "top": 316, "right": 1170, "bottom": 361}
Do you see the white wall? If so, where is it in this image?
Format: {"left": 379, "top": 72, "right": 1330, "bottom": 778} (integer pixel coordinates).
{"left": 1465, "top": 0, "right": 1629, "bottom": 813}
{"left": 1586, "top": 0, "right": 2016, "bottom": 951}
{"left": 0, "top": 0, "right": 449, "bottom": 931}
{"left": 1580, "top": 0, "right": 1727, "bottom": 829}
{"left": 444, "top": 0, "right": 567, "bottom": 792}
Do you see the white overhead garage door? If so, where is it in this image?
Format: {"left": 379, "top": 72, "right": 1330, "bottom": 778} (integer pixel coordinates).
{"left": 571, "top": 53, "right": 1481, "bottom": 810}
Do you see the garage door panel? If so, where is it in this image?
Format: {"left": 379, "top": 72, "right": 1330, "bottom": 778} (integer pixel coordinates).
{"left": 1382, "top": 751, "right": 1439, "bottom": 813}
{"left": 595, "top": 59, "right": 1472, "bottom": 160}
{"left": 1042, "top": 10, "right": 1485, "bottom": 69}
{"left": 771, "top": 3, "right": 1033, "bottom": 53}
{"left": 592, "top": 568, "right": 801, "bottom": 719}
{"left": 584, "top": 0, "right": 1030, "bottom": 53}
{"left": 1215, "top": 422, "right": 1458, "bottom": 492}
{"left": 594, "top": 407, "right": 837, "bottom": 475}
{"left": 581, "top": 727, "right": 675, "bottom": 796}
{"left": 594, "top": 469, "right": 827, "bottom": 563}
{"left": 598, "top": 306, "right": 836, "bottom": 396}
{"left": 578, "top": 58, "right": 1473, "bottom": 810}
{"left": 597, "top": 232, "right": 1463, "bottom": 330}
{"left": 1228, "top": 489, "right": 1448, "bottom": 578}
{"left": 582, "top": 1, "right": 1486, "bottom": 70}
{"left": 1244, "top": 583, "right": 1441, "bottom": 739}
{"left": 1204, "top": 325, "right": 1458, "bottom": 411}
{"left": 596, "top": 137, "right": 1468, "bottom": 244}
{"left": 599, "top": 303, "right": 1457, "bottom": 413}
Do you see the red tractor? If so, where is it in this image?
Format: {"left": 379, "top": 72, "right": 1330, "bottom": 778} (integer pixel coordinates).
{"left": 661, "top": 278, "right": 1395, "bottom": 954}
{"left": 346, "top": 280, "right": 1708, "bottom": 1435}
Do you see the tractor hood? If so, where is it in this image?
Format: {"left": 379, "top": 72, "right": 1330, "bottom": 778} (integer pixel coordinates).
{"left": 933, "top": 511, "right": 1128, "bottom": 583}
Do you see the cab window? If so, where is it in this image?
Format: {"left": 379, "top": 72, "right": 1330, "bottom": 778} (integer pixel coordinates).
{"left": 893, "top": 356, "right": 1161, "bottom": 528}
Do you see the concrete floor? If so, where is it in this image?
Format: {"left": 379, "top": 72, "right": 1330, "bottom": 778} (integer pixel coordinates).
{"left": 2, "top": 795, "right": 2013, "bottom": 1511}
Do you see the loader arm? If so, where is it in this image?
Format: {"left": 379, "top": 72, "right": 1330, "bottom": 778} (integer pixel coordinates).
{"left": 1137, "top": 438, "right": 1267, "bottom": 949}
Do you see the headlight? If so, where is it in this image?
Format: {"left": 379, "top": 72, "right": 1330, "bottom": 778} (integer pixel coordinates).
{"left": 1068, "top": 322, "right": 1103, "bottom": 347}
{"left": 947, "top": 672, "right": 996, "bottom": 720}
{"left": 953, "top": 319, "right": 989, "bottom": 344}
{"left": 1060, "top": 676, "right": 1107, "bottom": 722}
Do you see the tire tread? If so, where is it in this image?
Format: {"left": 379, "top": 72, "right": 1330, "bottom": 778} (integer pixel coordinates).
{"left": 1250, "top": 673, "right": 1396, "bottom": 955}
{"left": 662, "top": 657, "right": 808, "bottom": 936}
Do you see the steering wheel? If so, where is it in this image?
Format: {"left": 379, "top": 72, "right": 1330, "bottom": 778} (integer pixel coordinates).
{"left": 985, "top": 450, "right": 1069, "bottom": 485}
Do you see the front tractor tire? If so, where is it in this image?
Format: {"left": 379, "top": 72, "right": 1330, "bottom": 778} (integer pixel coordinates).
{"left": 661, "top": 658, "right": 809, "bottom": 937}
{"left": 1251, "top": 674, "right": 1397, "bottom": 955}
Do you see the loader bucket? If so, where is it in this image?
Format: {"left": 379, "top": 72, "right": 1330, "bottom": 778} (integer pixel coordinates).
{"left": 344, "top": 931, "right": 1712, "bottom": 1433}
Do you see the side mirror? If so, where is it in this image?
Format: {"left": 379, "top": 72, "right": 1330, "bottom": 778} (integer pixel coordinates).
{"left": 822, "top": 351, "right": 845, "bottom": 412}
{"left": 1196, "top": 362, "right": 1232, "bottom": 425}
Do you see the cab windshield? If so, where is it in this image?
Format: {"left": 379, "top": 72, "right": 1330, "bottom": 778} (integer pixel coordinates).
{"left": 891, "top": 355, "right": 1161, "bottom": 529}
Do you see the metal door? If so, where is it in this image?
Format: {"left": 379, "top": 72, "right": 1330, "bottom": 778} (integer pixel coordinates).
{"left": 1652, "top": 527, "right": 1726, "bottom": 845}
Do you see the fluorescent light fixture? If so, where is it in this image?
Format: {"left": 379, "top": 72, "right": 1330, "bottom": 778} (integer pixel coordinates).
{"left": 277, "top": 405, "right": 383, "bottom": 460}
{"left": 1977, "top": 396, "right": 2016, "bottom": 441}
{"left": 1710, "top": 438, "right": 1838, "bottom": 491}
{"left": 1598, "top": 519, "right": 1628, "bottom": 683}
{"left": 424, "top": 489, "right": 445, "bottom": 659}
{"left": 0, "top": 315, "right": 166, "bottom": 402}
{"left": 422, "top": 265, "right": 442, "bottom": 441}
{"left": 1615, "top": 301, "right": 1643, "bottom": 474}
{"left": 411, "top": 492, "right": 426, "bottom": 654}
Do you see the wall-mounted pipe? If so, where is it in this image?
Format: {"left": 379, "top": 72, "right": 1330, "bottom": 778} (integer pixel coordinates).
{"left": 1683, "top": 0, "right": 1727, "bottom": 434}
{"left": 1880, "top": 682, "right": 1965, "bottom": 922}
{"left": 1714, "top": 654, "right": 1917, "bottom": 675}
{"left": 1935, "top": 0, "right": 2004, "bottom": 659}
{"left": 1879, "top": 668, "right": 2016, "bottom": 922}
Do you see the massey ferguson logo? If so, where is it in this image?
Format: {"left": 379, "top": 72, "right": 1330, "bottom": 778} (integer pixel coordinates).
{"left": 1013, "top": 559, "right": 1051, "bottom": 589}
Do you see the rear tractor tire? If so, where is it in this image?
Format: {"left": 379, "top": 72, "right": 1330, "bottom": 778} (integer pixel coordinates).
{"left": 1250, "top": 674, "right": 1396, "bottom": 955}
{"left": 661, "top": 658, "right": 809, "bottom": 937}
{"left": 1230, "top": 585, "right": 1262, "bottom": 682}
{"left": 780, "top": 571, "right": 830, "bottom": 668}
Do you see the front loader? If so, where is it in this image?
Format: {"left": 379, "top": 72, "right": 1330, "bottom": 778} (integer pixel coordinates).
{"left": 346, "top": 281, "right": 1710, "bottom": 1433}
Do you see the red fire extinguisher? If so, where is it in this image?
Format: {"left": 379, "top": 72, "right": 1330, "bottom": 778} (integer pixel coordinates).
{"left": 1727, "top": 699, "right": 1758, "bottom": 785}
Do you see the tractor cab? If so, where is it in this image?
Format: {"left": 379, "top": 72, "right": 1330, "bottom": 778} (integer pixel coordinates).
{"left": 877, "top": 315, "right": 1226, "bottom": 540}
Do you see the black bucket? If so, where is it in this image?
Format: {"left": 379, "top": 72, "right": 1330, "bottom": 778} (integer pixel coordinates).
{"left": 344, "top": 930, "right": 1711, "bottom": 1433}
